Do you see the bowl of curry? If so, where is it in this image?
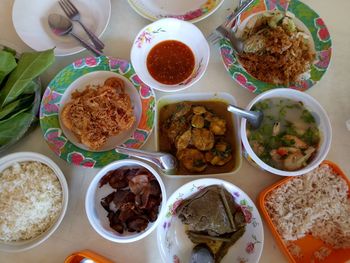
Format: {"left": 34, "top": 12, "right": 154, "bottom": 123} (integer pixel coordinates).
{"left": 155, "top": 92, "right": 242, "bottom": 177}
{"left": 131, "top": 18, "right": 210, "bottom": 92}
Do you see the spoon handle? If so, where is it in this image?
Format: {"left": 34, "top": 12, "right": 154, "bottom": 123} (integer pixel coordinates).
{"left": 115, "top": 146, "right": 175, "bottom": 171}
{"left": 77, "top": 21, "right": 105, "bottom": 51}
{"left": 70, "top": 32, "right": 103, "bottom": 56}
{"left": 227, "top": 104, "right": 257, "bottom": 120}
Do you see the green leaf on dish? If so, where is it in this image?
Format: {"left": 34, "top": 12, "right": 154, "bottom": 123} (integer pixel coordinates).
{"left": 0, "top": 109, "right": 33, "bottom": 146}
{"left": 0, "top": 49, "right": 54, "bottom": 108}
{"left": 0, "top": 94, "right": 35, "bottom": 120}
{"left": 0, "top": 50, "right": 17, "bottom": 85}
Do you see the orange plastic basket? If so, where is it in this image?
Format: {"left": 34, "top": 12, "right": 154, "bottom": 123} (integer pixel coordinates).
{"left": 64, "top": 250, "right": 114, "bottom": 263}
{"left": 259, "top": 160, "right": 350, "bottom": 263}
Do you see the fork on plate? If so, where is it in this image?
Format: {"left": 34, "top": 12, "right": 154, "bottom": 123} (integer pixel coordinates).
{"left": 59, "top": 0, "right": 105, "bottom": 51}
{"left": 207, "top": 0, "right": 254, "bottom": 49}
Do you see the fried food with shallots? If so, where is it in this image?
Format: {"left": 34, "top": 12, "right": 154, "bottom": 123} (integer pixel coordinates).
{"left": 238, "top": 10, "right": 315, "bottom": 85}
{"left": 61, "top": 77, "right": 136, "bottom": 150}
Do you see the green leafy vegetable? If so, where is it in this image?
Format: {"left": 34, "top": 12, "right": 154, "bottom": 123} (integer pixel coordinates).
{"left": 0, "top": 50, "right": 17, "bottom": 85}
{"left": 0, "top": 110, "right": 33, "bottom": 145}
{"left": 0, "top": 94, "right": 34, "bottom": 120}
{"left": 0, "top": 49, "right": 54, "bottom": 107}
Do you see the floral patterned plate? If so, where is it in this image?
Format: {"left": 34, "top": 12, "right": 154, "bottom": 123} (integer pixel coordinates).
{"left": 220, "top": 0, "right": 332, "bottom": 93}
{"left": 128, "top": 0, "right": 224, "bottom": 23}
{"left": 40, "top": 56, "right": 155, "bottom": 168}
{"left": 157, "top": 178, "right": 264, "bottom": 263}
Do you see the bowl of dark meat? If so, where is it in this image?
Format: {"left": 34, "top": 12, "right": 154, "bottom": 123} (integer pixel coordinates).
{"left": 85, "top": 159, "right": 166, "bottom": 243}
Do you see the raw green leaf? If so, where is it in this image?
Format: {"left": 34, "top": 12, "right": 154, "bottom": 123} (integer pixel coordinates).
{"left": 0, "top": 94, "right": 34, "bottom": 120}
{"left": 2, "top": 47, "right": 16, "bottom": 56}
{"left": 0, "top": 50, "right": 17, "bottom": 85}
{"left": 22, "top": 80, "right": 40, "bottom": 95}
{"left": 0, "top": 110, "right": 33, "bottom": 145}
{"left": 0, "top": 49, "right": 54, "bottom": 108}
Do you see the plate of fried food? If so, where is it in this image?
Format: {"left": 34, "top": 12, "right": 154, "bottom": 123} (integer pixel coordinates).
{"left": 40, "top": 56, "right": 155, "bottom": 168}
{"left": 220, "top": 0, "right": 331, "bottom": 93}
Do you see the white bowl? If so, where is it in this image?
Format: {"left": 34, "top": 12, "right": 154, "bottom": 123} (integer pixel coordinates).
{"left": 130, "top": 18, "right": 210, "bottom": 92}
{"left": 85, "top": 159, "right": 167, "bottom": 243}
{"left": 0, "top": 152, "right": 68, "bottom": 252}
{"left": 241, "top": 89, "right": 332, "bottom": 176}
{"left": 157, "top": 178, "right": 264, "bottom": 263}
{"left": 155, "top": 92, "right": 242, "bottom": 177}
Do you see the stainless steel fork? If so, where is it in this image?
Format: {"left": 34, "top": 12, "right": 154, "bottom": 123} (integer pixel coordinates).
{"left": 59, "top": 0, "right": 105, "bottom": 51}
{"left": 207, "top": 0, "right": 254, "bottom": 47}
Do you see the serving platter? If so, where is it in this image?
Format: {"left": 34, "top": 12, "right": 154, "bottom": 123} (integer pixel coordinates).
{"left": 127, "top": 0, "right": 224, "bottom": 23}
{"left": 259, "top": 160, "right": 350, "bottom": 263}
{"left": 157, "top": 178, "right": 264, "bottom": 263}
{"left": 219, "top": 0, "right": 332, "bottom": 93}
{"left": 12, "top": 0, "right": 111, "bottom": 56}
{"left": 40, "top": 56, "right": 155, "bottom": 168}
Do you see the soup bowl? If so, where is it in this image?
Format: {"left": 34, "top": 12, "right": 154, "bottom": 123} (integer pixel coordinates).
{"left": 130, "top": 18, "right": 210, "bottom": 92}
{"left": 241, "top": 88, "right": 332, "bottom": 176}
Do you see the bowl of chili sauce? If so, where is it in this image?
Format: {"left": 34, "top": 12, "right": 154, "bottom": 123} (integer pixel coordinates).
{"left": 131, "top": 18, "right": 210, "bottom": 92}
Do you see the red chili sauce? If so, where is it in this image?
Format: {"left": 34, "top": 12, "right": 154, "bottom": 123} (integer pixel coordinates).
{"left": 146, "top": 40, "right": 195, "bottom": 85}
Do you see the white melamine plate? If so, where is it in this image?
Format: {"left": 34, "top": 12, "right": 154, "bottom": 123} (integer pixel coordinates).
{"left": 157, "top": 178, "right": 264, "bottom": 263}
{"left": 12, "top": 0, "right": 111, "bottom": 56}
{"left": 128, "top": 0, "right": 224, "bottom": 23}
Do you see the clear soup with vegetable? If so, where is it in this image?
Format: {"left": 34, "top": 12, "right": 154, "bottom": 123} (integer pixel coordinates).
{"left": 247, "top": 98, "right": 320, "bottom": 171}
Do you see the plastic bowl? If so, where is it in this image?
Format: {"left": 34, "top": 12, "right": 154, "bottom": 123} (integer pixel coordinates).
{"left": 130, "top": 18, "right": 210, "bottom": 92}
{"left": 85, "top": 159, "right": 167, "bottom": 243}
{"left": 0, "top": 152, "right": 69, "bottom": 252}
{"left": 155, "top": 92, "right": 242, "bottom": 177}
{"left": 241, "top": 88, "right": 332, "bottom": 176}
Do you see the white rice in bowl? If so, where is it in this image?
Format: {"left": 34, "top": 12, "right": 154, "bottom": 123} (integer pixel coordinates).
{"left": 265, "top": 163, "right": 350, "bottom": 249}
{"left": 0, "top": 161, "right": 63, "bottom": 242}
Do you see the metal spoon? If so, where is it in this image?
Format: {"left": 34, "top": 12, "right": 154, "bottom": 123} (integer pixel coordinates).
{"left": 227, "top": 104, "right": 263, "bottom": 129}
{"left": 190, "top": 244, "right": 214, "bottom": 263}
{"left": 48, "top": 13, "right": 102, "bottom": 56}
{"left": 115, "top": 146, "right": 177, "bottom": 174}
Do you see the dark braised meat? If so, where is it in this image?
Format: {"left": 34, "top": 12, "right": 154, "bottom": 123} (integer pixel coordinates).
{"left": 176, "top": 185, "right": 247, "bottom": 263}
{"left": 99, "top": 167, "right": 162, "bottom": 234}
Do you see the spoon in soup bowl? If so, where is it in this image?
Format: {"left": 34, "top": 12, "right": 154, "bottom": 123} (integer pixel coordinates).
{"left": 227, "top": 104, "right": 263, "bottom": 129}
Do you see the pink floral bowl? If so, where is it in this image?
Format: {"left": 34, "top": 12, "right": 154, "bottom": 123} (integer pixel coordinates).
{"left": 130, "top": 18, "right": 210, "bottom": 92}
{"left": 157, "top": 178, "right": 264, "bottom": 263}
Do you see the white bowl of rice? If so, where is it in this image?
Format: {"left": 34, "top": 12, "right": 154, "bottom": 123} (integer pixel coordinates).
{"left": 0, "top": 152, "right": 68, "bottom": 252}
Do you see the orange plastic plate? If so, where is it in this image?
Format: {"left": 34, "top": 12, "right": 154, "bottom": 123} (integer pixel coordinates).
{"left": 259, "top": 160, "right": 350, "bottom": 263}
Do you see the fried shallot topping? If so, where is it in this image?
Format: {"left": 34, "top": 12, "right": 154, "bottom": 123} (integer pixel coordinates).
{"left": 61, "top": 77, "right": 136, "bottom": 150}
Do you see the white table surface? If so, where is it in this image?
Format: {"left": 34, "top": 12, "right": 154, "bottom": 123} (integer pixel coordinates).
{"left": 1, "top": 0, "right": 349, "bottom": 262}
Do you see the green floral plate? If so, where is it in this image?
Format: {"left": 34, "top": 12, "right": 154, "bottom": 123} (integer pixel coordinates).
{"left": 40, "top": 56, "right": 155, "bottom": 168}
{"left": 220, "top": 0, "right": 332, "bottom": 93}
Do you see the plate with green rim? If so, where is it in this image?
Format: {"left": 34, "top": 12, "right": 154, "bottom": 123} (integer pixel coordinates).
{"left": 219, "top": 0, "right": 332, "bottom": 94}
{"left": 40, "top": 56, "right": 155, "bottom": 168}
{"left": 128, "top": 0, "right": 224, "bottom": 23}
